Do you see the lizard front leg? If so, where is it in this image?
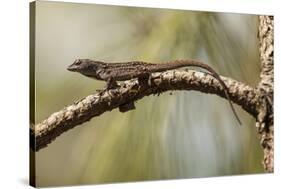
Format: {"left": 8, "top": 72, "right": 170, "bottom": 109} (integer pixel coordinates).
{"left": 96, "top": 77, "right": 119, "bottom": 94}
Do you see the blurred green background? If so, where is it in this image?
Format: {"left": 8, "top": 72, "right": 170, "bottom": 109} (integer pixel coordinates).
{"left": 34, "top": 1, "right": 263, "bottom": 187}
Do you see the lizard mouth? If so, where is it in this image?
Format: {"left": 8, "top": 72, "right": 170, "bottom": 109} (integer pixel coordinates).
{"left": 67, "top": 64, "right": 78, "bottom": 72}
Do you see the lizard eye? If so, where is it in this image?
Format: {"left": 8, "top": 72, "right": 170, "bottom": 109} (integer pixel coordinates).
{"left": 74, "top": 59, "right": 82, "bottom": 65}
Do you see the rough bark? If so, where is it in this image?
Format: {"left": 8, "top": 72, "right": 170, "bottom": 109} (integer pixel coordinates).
{"left": 256, "top": 15, "right": 274, "bottom": 172}
{"left": 31, "top": 70, "right": 260, "bottom": 151}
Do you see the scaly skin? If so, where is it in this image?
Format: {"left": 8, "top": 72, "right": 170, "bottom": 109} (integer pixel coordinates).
{"left": 67, "top": 59, "right": 242, "bottom": 125}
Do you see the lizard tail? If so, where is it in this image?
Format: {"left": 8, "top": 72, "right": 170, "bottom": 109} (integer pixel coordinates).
{"left": 214, "top": 75, "right": 242, "bottom": 126}
{"left": 172, "top": 60, "right": 242, "bottom": 125}
{"left": 197, "top": 65, "right": 242, "bottom": 126}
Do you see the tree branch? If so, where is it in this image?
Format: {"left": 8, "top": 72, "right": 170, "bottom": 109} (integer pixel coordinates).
{"left": 31, "top": 69, "right": 261, "bottom": 151}
{"left": 256, "top": 15, "right": 274, "bottom": 172}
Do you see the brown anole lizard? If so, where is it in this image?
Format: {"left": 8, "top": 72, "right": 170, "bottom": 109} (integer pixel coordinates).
{"left": 67, "top": 59, "right": 242, "bottom": 125}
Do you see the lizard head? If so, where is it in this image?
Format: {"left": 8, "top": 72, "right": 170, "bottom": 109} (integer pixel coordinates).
{"left": 67, "top": 59, "right": 104, "bottom": 78}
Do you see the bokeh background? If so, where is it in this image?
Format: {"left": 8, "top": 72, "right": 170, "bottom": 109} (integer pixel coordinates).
{"left": 34, "top": 1, "right": 263, "bottom": 187}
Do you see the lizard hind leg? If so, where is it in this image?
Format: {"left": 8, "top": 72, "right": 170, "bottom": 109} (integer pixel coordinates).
{"left": 137, "top": 73, "right": 152, "bottom": 86}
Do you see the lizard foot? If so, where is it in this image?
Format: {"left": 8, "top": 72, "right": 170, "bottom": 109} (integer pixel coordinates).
{"left": 96, "top": 78, "right": 120, "bottom": 98}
